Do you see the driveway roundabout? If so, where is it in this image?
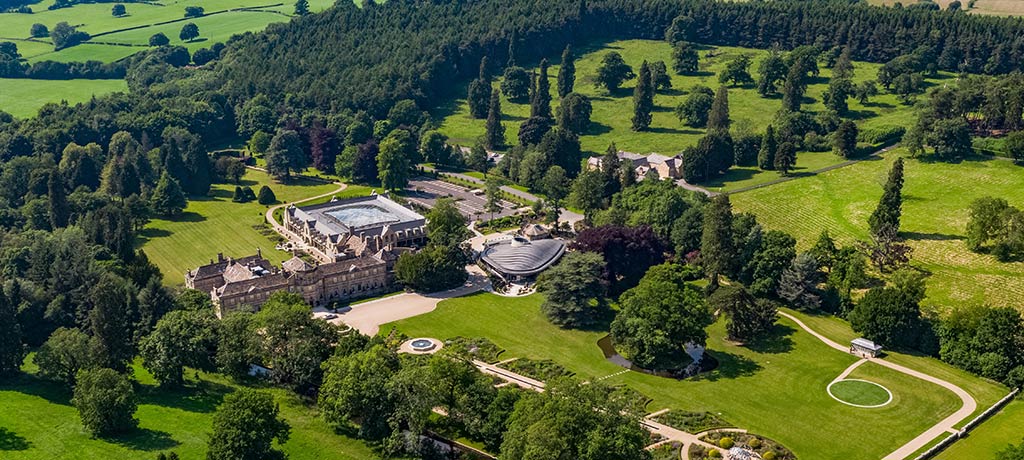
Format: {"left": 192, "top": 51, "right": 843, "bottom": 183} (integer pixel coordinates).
{"left": 828, "top": 379, "right": 893, "bottom": 408}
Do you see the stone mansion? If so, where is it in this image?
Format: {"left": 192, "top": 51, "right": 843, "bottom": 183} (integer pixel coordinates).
{"left": 185, "top": 194, "right": 427, "bottom": 317}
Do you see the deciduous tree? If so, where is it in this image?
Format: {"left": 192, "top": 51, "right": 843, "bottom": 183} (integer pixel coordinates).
{"left": 594, "top": 51, "right": 634, "bottom": 93}
{"left": 207, "top": 389, "right": 290, "bottom": 460}
{"left": 537, "top": 251, "right": 607, "bottom": 328}
{"left": 72, "top": 368, "right": 138, "bottom": 437}
{"left": 33, "top": 327, "right": 96, "bottom": 388}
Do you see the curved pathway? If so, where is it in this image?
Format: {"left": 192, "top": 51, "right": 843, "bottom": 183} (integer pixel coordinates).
{"left": 778, "top": 311, "right": 977, "bottom": 460}
{"left": 263, "top": 181, "right": 347, "bottom": 235}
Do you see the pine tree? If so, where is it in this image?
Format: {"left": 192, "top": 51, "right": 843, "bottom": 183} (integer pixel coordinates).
{"left": 781, "top": 61, "right": 807, "bottom": 112}
{"left": 49, "top": 170, "right": 69, "bottom": 229}
{"left": 183, "top": 142, "right": 211, "bottom": 196}
{"left": 150, "top": 171, "right": 187, "bottom": 217}
{"left": 702, "top": 194, "right": 735, "bottom": 287}
{"left": 631, "top": 61, "right": 654, "bottom": 131}
{"left": 774, "top": 142, "right": 796, "bottom": 175}
{"left": 834, "top": 46, "right": 854, "bottom": 79}
{"left": 833, "top": 120, "right": 859, "bottom": 158}
{"left": 293, "top": 0, "right": 308, "bottom": 15}
{"left": 707, "top": 86, "right": 730, "bottom": 132}
{"left": 868, "top": 158, "right": 905, "bottom": 238}
{"left": 531, "top": 59, "right": 552, "bottom": 119}
{"left": 557, "top": 45, "right": 575, "bottom": 98}
{"left": 0, "top": 289, "right": 25, "bottom": 377}
{"left": 757, "top": 125, "right": 777, "bottom": 170}
{"left": 485, "top": 89, "right": 505, "bottom": 150}
{"left": 506, "top": 30, "right": 517, "bottom": 67}
{"left": 467, "top": 57, "right": 491, "bottom": 119}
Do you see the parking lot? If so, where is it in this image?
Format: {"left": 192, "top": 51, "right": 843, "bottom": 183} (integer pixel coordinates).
{"left": 405, "top": 177, "right": 519, "bottom": 221}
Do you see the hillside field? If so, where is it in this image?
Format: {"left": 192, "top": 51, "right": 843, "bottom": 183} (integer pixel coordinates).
{"left": 435, "top": 39, "right": 938, "bottom": 191}
{"left": 0, "top": 77, "right": 127, "bottom": 118}
{"left": 729, "top": 148, "right": 1024, "bottom": 312}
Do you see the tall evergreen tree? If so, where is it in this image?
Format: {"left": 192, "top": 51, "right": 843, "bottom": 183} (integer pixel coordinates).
{"left": 868, "top": 158, "right": 905, "bottom": 238}
{"left": 781, "top": 61, "right": 807, "bottom": 112}
{"left": 182, "top": 141, "right": 211, "bottom": 196}
{"left": 757, "top": 125, "right": 777, "bottom": 170}
{"left": 774, "top": 142, "right": 796, "bottom": 175}
{"left": 631, "top": 61, "right": 654, "bottom": 131}
{"left": 49, "top": 170, "right": 69, "bottom": 229}
{"left": 531, "top": 59, "right": 552, "bottom": 119}
{"left": 467, "top": 57, "right": 491, "bottom": 119}
{"left": 557, "top": 45, "right": 575, "bottom": 98}
{"left": 89, "top": 274, "right": 137, "bottom": 372}
{"left": 485, "top": 89, "right": 505, "bottom": 150}
{"left": 506, "top": 30, "right": 517, "bottom": 67}
{"left": 833, "top": 120, "right": 859, "bottom": 158}
{"left": 701, "top": 194, "right": 735, "bottom": 286}
{"left": 0, "top": 289, "right": 25, "bottom": 378}
{"left": 834, "top": 46, "right": 855, "bottom": 79}
{"left": 151, "top": 171, "right": 187, "bottom": 217}
{"left": 707, "top": 86, "right": 731, "bottom": 132}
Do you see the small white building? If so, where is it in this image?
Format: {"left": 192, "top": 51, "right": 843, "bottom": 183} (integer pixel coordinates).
{"left": 851, "top": 338, "right": 883, "bottom": 358}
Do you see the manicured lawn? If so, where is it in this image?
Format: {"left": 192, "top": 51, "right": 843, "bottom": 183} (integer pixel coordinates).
{"left": 730, "top": 148, "right": 1024, "bottom": 311}
{"left": 137, "top": 169, "right": 339, "bottom": 286}
{"left": 0, "top": 357, "right": 381, "bottom": 460}
{"left": 434, "top": 39, "right": 929, "bottom": 189}
{"left": 829, "top": 379, "right": 892, "bottom": 406}
{"left": 386, "top": 291, "right": 980, "bottom": 459}
{"left": 0, "top": 77, "right": 127, "bottom": 118}
{"left": 938, "top": 399, "right": 1024, "bottom": 459}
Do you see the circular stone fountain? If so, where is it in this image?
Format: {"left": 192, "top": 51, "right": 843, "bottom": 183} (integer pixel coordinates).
{"left": 400, "top": 337, "right": 443, "bottom": 354}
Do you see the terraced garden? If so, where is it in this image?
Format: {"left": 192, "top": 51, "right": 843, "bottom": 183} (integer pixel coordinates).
{"left": 386, "top": 291, "right": 1008, "bottom": 459}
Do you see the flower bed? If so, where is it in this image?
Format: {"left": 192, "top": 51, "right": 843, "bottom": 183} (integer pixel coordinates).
{"left": 441, "top": 336, "right": 504, "bottom": 363}
{"left": 652, "top": 410, "right": 732, "bottom": 434}
{"left": 651, "top": 441, "right": 683, "bottom": 460}
{"left": 697, "top": 431, "right": 796, "bottom": 460}
{"left": 503, "top": 358, "right": 574, "bottom": 382}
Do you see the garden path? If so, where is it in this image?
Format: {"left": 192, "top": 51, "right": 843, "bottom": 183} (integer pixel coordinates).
{"left": 778, "top": 311, "right": 977, "bottom": 460}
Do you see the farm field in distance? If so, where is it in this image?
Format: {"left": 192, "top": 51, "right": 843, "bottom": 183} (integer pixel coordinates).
{"left": 385, "top": 292, "right": 1009, "bottom": 460}
{"left": 0, "top": 77, "right": 127, "bottom": 118}
{"left": 729, "top": 148, "right": 1024, "bottom": 312}
{"left": 436, "top": 39, "right": 933, "bottom": 191}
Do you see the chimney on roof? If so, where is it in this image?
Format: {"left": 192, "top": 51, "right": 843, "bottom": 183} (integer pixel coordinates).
{"left": 256, "top": 247, "right": 262, "bottom": 258}
{"left": 217, "top": 253, "right": 224, "bottom": 262}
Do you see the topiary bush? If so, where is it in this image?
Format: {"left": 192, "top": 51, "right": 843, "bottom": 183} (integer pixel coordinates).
{"left": 708, "top": 450, "right": 722, "bottom": 458}
{"left": 719, "top": 437, "right": 734, "bottom": 449}
{"left": 763, "top": 451, "right": 777, "bottom": 460}
{"left": 748, "top": 438, "right": 761, "bottom": 449}
{"left": 257, "top": 185, "right": 276, "bottom": 205}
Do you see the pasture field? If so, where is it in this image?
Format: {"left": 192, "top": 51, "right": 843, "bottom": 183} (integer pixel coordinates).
{"left": 385, "top": 291, "right": 1007, "bottom": 459}
{"left": 729, "top": 148, "right": 1024, "bottom": 311}
{"left": 435, "top": 39, "right": 934, "bottom": 190}
{"left": 0, "top": 357, "right": 382, "bottom": 460}
{"left": 137, "top": 168, "right": 339, "bottom": 286}
{"left": 0, "top": 77, "right": 127, "bottom": 118}
{"left": 868, "top": 0, "right": 1024, "bottom": 16}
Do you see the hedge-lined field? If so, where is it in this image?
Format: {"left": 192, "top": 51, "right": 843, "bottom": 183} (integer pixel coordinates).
{"left": 0, "top": 77, "right": 127, "bottom": 118}
{"left": 730, "top": 149, "right": 1024, "bottom": 311}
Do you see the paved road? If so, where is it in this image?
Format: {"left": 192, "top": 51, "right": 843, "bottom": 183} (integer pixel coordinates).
{"left": 321, "top": 267, "right": 489, "bottom": 335}
{"left": 778, "top": 311, "right": 978, "bottom": 460}
{"left": 425, "top": 167, "right": 585, "bottom": 225}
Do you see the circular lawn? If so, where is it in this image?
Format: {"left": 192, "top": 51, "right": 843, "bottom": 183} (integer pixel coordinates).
{"left": 827, "top": 379, "right": 893, "bottom": 408}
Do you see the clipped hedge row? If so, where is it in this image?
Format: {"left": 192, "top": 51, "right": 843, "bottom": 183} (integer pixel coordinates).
{"left": 857, "top": 125, "right": 906, "bottom": 144}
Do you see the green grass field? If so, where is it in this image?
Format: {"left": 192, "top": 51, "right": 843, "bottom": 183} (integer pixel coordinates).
{"left": 137, "top": 168, "right": 339, "bottom": 286}
{"left": 829, "top": 379, "right": 892, "bottom": 406}
{"left": 730, "top": 149, "right": 1024, "bottom": 311}
{"left": 435, "top": 39, "right": 930, "bottom": 190}
{"left": 938, "top": 399, "right": 1024, "bottom": 459}
{"left": 0, "top": 77, "right": 127, "bottom": 118}
{"left": 386, "top": 291, "right": 1006, "bottom": 459}
{"left": 0, "top": 356, "right": 382, "bottom": 460}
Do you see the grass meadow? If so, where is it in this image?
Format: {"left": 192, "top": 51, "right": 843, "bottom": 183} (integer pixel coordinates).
{"left": 385, "top": 292, "right": 1008, "bottom": 460}
{"left": 729, "top": 148, "right": 1024, "bottom": 311}
{"left": 137, "top": 168, "right": 339, "bottom": 286}
{"left": 0, "top": 77, "right": 127, "bottom": 118}
{"left": 0, "top": 356, "right": 382, "bottom": 460}
{"left": 435, "top": 39, "right": 935, "bottom": 191}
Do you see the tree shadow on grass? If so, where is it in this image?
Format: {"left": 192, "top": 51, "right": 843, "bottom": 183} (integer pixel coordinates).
{"left": 0, "top": 428, "right": 31, "bottom": 451}
{"left": 166, "top": 211, "right": 207, "bottom": 223}
{"left": 107, "top": 428, "right": 179, "bottom": 452}
{"left": 691, "top": 350, "right": 761, "bottom": 381}
{"left": 647, "top": 126, "right": 700, "bottom": 135}
{"left": 743, "top": 323, "right": 796, "bottom": 355}
{"left": 902, "top": 231, "right": 963, "bottom": 242}
{"left": 698, "top": 168, "right": 758, "bottom": 188}
{"left": 137, "top": 379, "right": 233, "bottom": 414}
{"left": 585, "top": 121, "right": 612, "bottom": 136}
{"left": 0, "top": 373, "right": 73, "bottom": 406}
